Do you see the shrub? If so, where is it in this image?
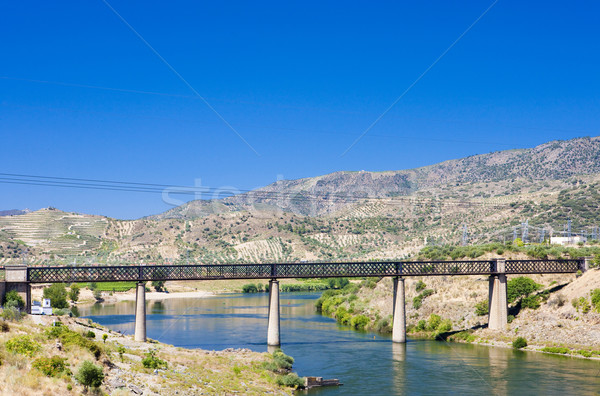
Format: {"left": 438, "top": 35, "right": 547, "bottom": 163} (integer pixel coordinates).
{"left": 507, "top": 277, "right": 541, "bottom": 303}
{"left": 43, "top": 283, "right": 69, "bottom": 308}
{"left": 573, "top": 297, "right": 591, "bottom": 313}
{"left": 591, "top": 289, "right": 600, "bottom": 312}
{"left": 276, "top": 373, "right": 305, "bottom": 388}
{"left": 32, "top": 356, "right": 70, "bottom": 377}
{"left": 548, "top": 293, "right": 566, "bottom": 308}
{"left": 141, "top": 350, "right": 168, "bottom": 370}
{"left": 1, "top": 306, "right": 24, "bottom": 321}
{"left": 416, "top": 319, "right": 426, "bottom": 331}
{"left": 93, "top": 290, "right": 103, "bottom": 302}
{"left": 426, "top": 314, "right": 442, "bottom": 331}
{"left": 474, "top": 301, "right": 489, "bottom": 316}
{"left": 272, "top": 349, "right": 294, "bottom": 371}
{"left": 70, "top": 305, "right": 80, "bottom": 317}
{"left": 117, "top": 345, "right": 126, "bottom": 362}
{"left": 507, "top": 315, "right": 515, "bottom": 323}
{"left": 541, "top": 346, "right": 569, "bottom": 354}
{"left": 437, "top": 319, "right": 452, "bottom": 333}
{"left": 242, "top": 284, "right": 258, "bottom": 293}
{"left": 75, "top": 361, "right": 104, "bottom": 390}
{"left": 68, "top": 284, "right": 80, "bottom": 302}
{"left": 3, "top": 290, "right": 25, "bottom": 309}
{"left": 102, "top": 334, "right": 108, "bottom": 343}
{"left": 85, "top": 330, "right": 96, "bottom": 339}
{"left": 415, "top": 280, "right": 426, "bottom": 292}
{"left": 151, "top": 280, "right": 165, "bottom": 292}
{"left": 512, "top": 337, "right": 527, "bottom": 349}
{"left": 350, "top": 315, "right": 370, "bottom": 330}
{"left": 0, "top": 321, "right": 9, "bottom": 332}
{"left": 328, "top": 278, "right": 349, "bottom": 289}
{"left": 6, "top": 335, "right": 41, "bottom": 357}
{"left": 46, "top": 324, "right": 103, "bottom": 359}
{"left": 521, "top": 295, "right": 541, "bottom": 310}
{"left": 412, "top": 295, "right": 423, "bottom": 309}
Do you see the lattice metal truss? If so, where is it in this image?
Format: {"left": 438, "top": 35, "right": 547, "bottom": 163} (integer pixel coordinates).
{"left": 505, "top": 259, "right": 582, "bottom": 274}
{"left": 25, "top": 259, "right": 584, "bottom": 283}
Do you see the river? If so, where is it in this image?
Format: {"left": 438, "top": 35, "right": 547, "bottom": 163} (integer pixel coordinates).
{"left": 80, "top": 292, "right": 600, "bottom": 395}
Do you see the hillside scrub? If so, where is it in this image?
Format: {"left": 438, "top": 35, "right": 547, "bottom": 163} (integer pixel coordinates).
{"left": 0, "top": 313, "right": 300, "bottom": 395}
{"left": 418, "top": 243, "right": 600, "bottom": 263}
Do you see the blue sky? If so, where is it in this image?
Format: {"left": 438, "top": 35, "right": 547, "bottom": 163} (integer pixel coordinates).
{"left": 1, "top": 1, "right": 599, "bottom": 219}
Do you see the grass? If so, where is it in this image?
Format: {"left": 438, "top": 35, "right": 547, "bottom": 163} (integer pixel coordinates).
{"left": 78, "top": 282, "right": 137, "bottom": 292}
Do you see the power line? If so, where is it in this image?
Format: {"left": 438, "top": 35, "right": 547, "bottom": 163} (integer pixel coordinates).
{"left": 0, "top": 172, "right": 510, "bottom": 208}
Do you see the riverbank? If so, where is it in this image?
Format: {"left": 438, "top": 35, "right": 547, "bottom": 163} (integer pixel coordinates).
{"left": 0, "top": 314, "right": 300, "bottom": 395}
{"left": 316, "top": 265, "right": 600, "bottom": 357}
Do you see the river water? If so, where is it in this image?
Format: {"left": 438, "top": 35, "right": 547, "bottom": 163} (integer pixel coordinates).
{"left": 80, "top": 292, "right": 600, "bottom": 395}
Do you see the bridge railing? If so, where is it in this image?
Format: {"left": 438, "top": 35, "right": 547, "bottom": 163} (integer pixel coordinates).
{"left": 505, "top": 259, "right": 583, "bottom": 274}
{"left": 26, "top": 259, "right": 585, "bottom": 283}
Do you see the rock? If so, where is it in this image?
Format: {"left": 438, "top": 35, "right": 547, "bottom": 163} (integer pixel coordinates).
{"left": 128, "top": 384, "right": 143, "bottom": 394}
{"left": 109, "top": 378, "right": 126, "bottom": 388}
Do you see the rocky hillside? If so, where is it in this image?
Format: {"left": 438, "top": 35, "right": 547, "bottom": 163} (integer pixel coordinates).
{"left": 152, "top": 136, "right": 600, "bottom": 218}
{"left": 1, "top": 136, "right": 600, "bottom": 263}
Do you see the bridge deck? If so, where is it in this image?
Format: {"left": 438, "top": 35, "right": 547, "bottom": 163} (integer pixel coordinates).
{"left": 23, "top": 259, "right": 584, "bottom": 283}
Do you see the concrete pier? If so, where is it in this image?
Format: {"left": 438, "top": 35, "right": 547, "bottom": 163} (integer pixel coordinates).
{"left": 392, "top": 277, "right": 406, "bottom": 343}
{"left": 2, "top": 266, "right": 31, "bottom": 314}
{"left": 267, "top": 279, "right": 280, "bottom": 346}
{"left": 488, "top": 259, "right": 507, "bottom": 330}
{"left": 134, "top": 282, "right": 146, "bottom": 342}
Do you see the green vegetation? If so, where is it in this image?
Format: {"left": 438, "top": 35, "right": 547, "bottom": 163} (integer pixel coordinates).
{"left": 449, "top": 330, "right": 478, "bottom": 343}
{"left": 84, "top": 281, "right": 137, "bottom": 292}
{"left": 242, "top": 278, "right": 349, "bottom": 293}
{"left": 142, "top": 350, "right": 168, "bottom": 370}
{"left": 152, "top": 280, "right": 166, "bottom": 292}
{"left": 415, "top": 280, "right": 426, "bottom": 292}
{"left": 474, "top": 301, "right": 489, "bottom": 316}
{"left": 68, "top": 283, "right": 80, "bottom": 302}
{"left": 43, "top": 283, "right": 69, "bottom": 308}
{"left": 590, "top": 288, "right": 600, "bottom": 312}
{"left": 2, "top": 290, "right": 25, "bottom": 310}
{"left": 75, "top": 361, "right": 104, "bottom": 391}
{"left": 507, "top": 277, "right": 541, "bottom": 304}
{"left": 276, "top": 373, "right": 305, "bottom": 388}
{"left": 32, "top": 356, "right": 70, "bottom": 377}
{"left": 572, "top": 296, "right": 591, "bottom": 313}
{"left": 512, "top": 337, "right": 528, "bottom": 349}
{"left": 407, "top": 314, "right": 452, "bottom": 338}
{"left": 45, "top": 322, "right": 103, "bottom": 359}
{"left": 263, "top": 349, "right": 305, "bottom": 389}
{"left": 419, "top": 243, "right": 600, "bottom": 263}
{"left": 541, "top": 346, "right": 570, "bottom": 354}
{"left": 412, "top": 288, "right": 434, "bottom": 309}
{"left": 6, "top": 335, "right": 41, "bottom": 356}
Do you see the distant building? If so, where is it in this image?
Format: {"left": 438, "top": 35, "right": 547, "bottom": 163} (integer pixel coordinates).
{"left": 550, "top": 236, "right": 586, "bottom": 246}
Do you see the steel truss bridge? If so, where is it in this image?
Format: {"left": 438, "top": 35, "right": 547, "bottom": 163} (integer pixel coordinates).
{"left": 25, "top": 259, "right": 584, "bottom": 283}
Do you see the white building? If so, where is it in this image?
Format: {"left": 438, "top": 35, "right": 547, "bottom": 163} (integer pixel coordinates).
{"left": 550, "top": 236, "right": 586, "bottom": 246}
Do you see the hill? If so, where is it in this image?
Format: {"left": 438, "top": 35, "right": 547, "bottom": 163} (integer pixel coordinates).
{"left": 1, "top": 136, "right": 600, "bottom": 263}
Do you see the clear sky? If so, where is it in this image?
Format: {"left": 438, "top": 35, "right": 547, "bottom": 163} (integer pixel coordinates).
{"left": 1, "top": 1, "right": 599, "bottom": 219}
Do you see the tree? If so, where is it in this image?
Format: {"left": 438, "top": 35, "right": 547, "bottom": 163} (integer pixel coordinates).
{"left": 3, "top": 290, "right": 25, "bottom": 310}
{"left": 43, "top": 284, "right": 69, "bottom": 309}
{"left": 507, "top": 277, "right": 541, "bottom": 304}
{"left": 68, "top": 284, "right": 80, "bottom": 302}
{"left": 75, "top": 361, "right": 104, "bottom": 390}
{"left": 151, "top": 281, "right": 165, "bottom": 292}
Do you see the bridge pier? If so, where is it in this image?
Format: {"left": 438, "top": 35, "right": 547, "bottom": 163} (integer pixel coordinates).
{"left": 267, "top": 279, "right": 280, "bottom": 346}
{"left": 134, "top": 282, "right": 146, "bottom": 342}
{"left": 392, "top": 277, "right": 406, "bottom": 343}
{"left": 2, "top": 266, "right": 31, "bottom": 314}
{"left": 488, "top": 259, "right": 507, "bottom": 330}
